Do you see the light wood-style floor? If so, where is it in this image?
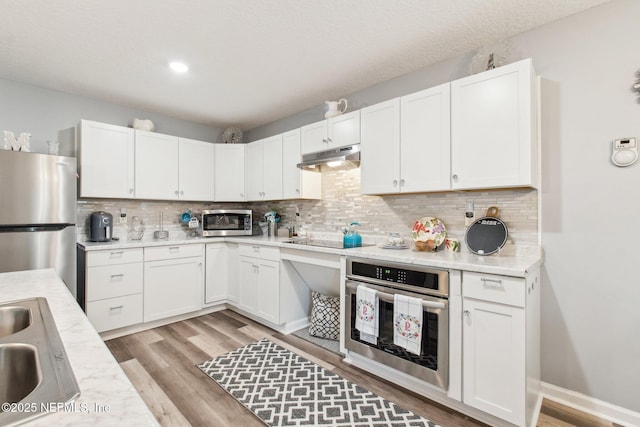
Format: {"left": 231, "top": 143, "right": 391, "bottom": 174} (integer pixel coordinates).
{"left": 105, "top": 310, "right": 620, "bottom": 427}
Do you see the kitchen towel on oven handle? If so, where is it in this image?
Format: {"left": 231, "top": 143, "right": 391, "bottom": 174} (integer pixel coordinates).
{"left": 355, "top": 285, "right": 379, "bottom": 345}
{"left": 393, "top": 294, "right": 423, "bottom": 355}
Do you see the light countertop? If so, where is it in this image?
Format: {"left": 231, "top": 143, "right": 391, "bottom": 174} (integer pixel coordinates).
{"left": 78, "top": 235, "right": 543, "bottom": 277}
{"left": 0, "top": 269, "right": 158, "bottom": 426}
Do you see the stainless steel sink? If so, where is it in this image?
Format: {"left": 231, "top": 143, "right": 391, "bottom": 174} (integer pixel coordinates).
{"left": 0, "top": 344, "right": 41, "bottom": 404}
{"left": 0, "top": 298, "right": 80, "bottom": 426}
{"left": 0, "top": 307, "right": 31, "bottom": 339}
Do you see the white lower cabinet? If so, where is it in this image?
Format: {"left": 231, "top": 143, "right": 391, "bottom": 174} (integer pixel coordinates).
{"left": 84, "top": 248, "right": 144, "bottom": 333}
{"left": 256, "top": 259, "right": 280, "bottom": 324}
{"left": 205, "top": 243, "right": 228, "bottom": 304}
{"left": 237, "top": 245, "right": 280, "bottom": 324}
{"left": 143, "top": 244, "right": 204, "bottom": 322}
{"left": 226, "top": 243, "right": 239, "bottom": 303}
{"left": 87, "top": 294, "right": 144, "bottom": 333}
{"left": 462, "top": 270, "right": 540, "bottom": 427}
{"left": 238, "top": 257, "right": 258, "bottom": 312}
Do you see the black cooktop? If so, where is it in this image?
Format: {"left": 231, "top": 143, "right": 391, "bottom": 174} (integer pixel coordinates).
{"left": 284, "top": 239, "right": 374, "bottom": 249}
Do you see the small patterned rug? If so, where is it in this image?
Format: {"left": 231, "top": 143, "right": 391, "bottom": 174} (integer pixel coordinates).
{"left": 197, "top": 339, "right": 441, "bottom": 427}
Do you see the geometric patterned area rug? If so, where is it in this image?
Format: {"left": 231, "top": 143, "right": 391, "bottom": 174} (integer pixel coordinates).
{"left": 197, "top": 339, "right": 441, "bottom": 427}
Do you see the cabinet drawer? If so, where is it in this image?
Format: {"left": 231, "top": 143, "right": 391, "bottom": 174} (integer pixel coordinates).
{"left": 87, "top": 248, "right": 143, "bottom": 267}
{"left": 463, "top": 272, "right": 525, "bottom": 307}
{"left": 86, "top": 263, "right": 143, "bottom": 302}
{"left": 238, "top": 244, "right": 280, "bottom": 261}
{"left": 144, "top": 244, "right": 203, "bottom": 261}
{"left": 87, "top": 294, "right": 143, "bottom": 333}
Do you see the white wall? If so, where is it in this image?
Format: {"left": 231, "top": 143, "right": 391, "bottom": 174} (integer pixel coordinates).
{"left": 248, "top": 0, "right": 640, "bottom": 413}
{"left": 0, "top": 79, "right": 224, "bottom": 155}
{"left": 516, "top": 0, "right": 640, "bottom": 413}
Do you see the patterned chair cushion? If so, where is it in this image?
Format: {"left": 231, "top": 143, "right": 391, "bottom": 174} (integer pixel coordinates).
{"left": 309, "top": 291, "right": 340, "bottom": 341}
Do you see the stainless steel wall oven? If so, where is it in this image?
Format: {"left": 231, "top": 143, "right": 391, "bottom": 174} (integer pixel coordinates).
{"left": 345, "top": 257, "right": 449, "bottom": 390}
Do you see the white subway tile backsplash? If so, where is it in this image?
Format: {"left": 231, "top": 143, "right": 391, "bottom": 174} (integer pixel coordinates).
{"left": 77, "top": 168, "right": 538, "bottom": 246}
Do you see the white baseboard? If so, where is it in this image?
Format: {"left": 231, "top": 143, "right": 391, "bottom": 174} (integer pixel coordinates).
{"left": 280, "top": 317, "right": 309, "bottom": 335}
{"left": 541, "top": 382, "right": 640, "bottom": 427}
{"left": 99, "top": 304, "right": 226, "bottom": 340}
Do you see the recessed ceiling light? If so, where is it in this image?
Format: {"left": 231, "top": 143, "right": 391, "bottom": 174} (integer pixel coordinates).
{"left": 169, "top": 61, "right": 189, "bottom": 73}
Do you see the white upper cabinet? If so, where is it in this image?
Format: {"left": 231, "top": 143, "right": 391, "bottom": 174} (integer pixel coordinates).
{"left": 214, "top": 143, "right": 245, "bottom": 201}
{"left": 300, "top": 120, "right": 327, "bottom": 154}
{"left": 328, "top": 110, "right": 360, "bottom": 147}
{"left": 282, "top": 129, "right": 321, "bottom": 199}
{"left": 79, "top": 120, "right": 135, "bottom": 198}
{"left": 360, "top": 99, "right": 400, "bottom": 195}
{"left": 245, "top": 140, "right": 263, "bottom": 201}
{"left": 80, "top": 121, "right": 215, "bottom": 201}
{"left": 262, "top": 135, "right": 284, "bottom": 200}
{"left": 134, "top": 130, "right": 180, "bottom": 200}
{"left": 301, "top": 111, "right": 361, "bottom": 155}
{"left": 451, "top": 58, "right": 538, "bottom": 190}
{"left": 178, "top": 138, "right": 215, "bottom": 201}
{"left": 246, "top": 135, "right": 283, "bottom": 201}
{"left": 400, "top": 83, "right": 451, "bottom": 193}
{"left": 361, "top": 84, "right": 451, "bottom": 195}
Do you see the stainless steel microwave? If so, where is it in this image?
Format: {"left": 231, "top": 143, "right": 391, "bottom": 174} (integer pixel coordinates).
{"left": 201, "top": 210, "right": 252, "bottom": 237}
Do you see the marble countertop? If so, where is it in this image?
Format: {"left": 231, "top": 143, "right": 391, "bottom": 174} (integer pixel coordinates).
{"left": 0, "top": 269, "right": 158, "bottom": 426}
{"left": 79, "top": 235, "right": 543, "bottom": 277}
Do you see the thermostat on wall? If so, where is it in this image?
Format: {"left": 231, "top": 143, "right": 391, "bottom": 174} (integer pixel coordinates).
{"left": 611, "top": 138, "right": 638, "bottom": 167}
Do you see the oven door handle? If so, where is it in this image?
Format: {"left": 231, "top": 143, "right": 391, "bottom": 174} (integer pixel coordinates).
{"left": 346, "top": 282, "right": 446, "bottom": 310}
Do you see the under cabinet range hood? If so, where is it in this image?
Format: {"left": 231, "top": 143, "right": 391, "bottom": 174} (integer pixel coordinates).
{"left": 297, "top": 144, "right": 360, "bottom": 172}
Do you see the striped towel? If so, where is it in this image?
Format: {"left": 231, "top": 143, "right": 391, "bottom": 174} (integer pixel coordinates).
{"left": 355, "top": 285, "right": 379, "bottom": 345}
{"left": 393, "top": 294, "right": 424, "bottom": 355}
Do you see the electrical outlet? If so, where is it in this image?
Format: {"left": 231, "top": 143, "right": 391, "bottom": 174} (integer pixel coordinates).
{"left": 464, "top": 200, "right": 475, "bottom": 226}
{"left": 119, "top": 207, "right": 127, "bottom": 224}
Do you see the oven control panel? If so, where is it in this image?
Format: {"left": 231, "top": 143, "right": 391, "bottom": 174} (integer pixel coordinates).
{"left": 348, "top": 259, "right": 447, "bottom": 295}
{"left": 377, "top": 267, "right": 407, "bottom": 283}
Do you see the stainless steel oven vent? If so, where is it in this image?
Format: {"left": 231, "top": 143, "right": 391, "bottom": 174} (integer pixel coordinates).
{"left": 297, "top": 144, "right": 360, "bottom": 171}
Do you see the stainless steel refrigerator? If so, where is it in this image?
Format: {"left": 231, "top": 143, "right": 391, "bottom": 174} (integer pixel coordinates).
{"left": 0, "top": 150, "right": 77, "bottom": 297}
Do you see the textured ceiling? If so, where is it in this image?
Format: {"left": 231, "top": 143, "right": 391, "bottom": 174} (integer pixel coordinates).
{"left": 0, "top": 0, "right": 609, "bottom": 130}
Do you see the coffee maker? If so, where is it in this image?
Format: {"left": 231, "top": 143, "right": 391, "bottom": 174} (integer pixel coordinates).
{"left": 90, "top": 211, "right": 113, "bottom": 242}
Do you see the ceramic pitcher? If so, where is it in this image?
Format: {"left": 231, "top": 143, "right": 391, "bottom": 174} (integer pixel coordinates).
{"left": 324, "top": 99, "right": 348, "bottom": 119}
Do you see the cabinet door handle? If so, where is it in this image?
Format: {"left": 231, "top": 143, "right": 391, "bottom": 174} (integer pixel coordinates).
{"left": 110, "top": 305, "right": 124, "bottom": 311}
{"left": 322, "top": 138, "right": 328, "bottom": 143}
{"left": 463, "top": 310, "right": 471, "bottom": 316}
{"left": 327, "top": 137, "right": 332, "bottom": 143}
{"left": 393, "top": 180, "right": 398, "bottom": 186}
{"left": 110, "top": 251, "right": 124, "bottom": 256}
{"left": 129, "top": 188, "right": 134, "bottom": 194}
{"left": 180, "top": 190, "right": 184, "bottom": 195}
{"left": 480, "top": 277, "right": 503, "bottom": 285}
{"left": 110, "top": 274, "right": 124, "bottom": 279}
{"left": 174, "top": 190, "right": 179, "bottom": 195}
{"left": 169, "top": 246, "right": 180, "bottom": 252}
{"left": 452, "top": 174, "right": 458, "bottom": 180}
{"left": 400, "top": 179, "right": 405, "bottom": 186}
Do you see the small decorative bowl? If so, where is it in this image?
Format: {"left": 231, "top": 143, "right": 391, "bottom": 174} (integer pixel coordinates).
{"left": 414, "top": 240, "right": 436, "bottom": 252}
